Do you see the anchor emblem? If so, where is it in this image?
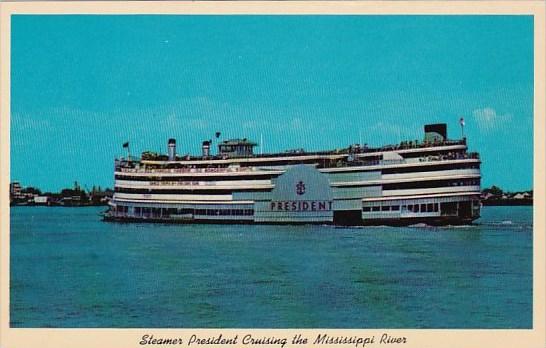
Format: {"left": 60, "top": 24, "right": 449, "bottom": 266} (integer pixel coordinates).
{"left": 296, "top": 181, "right": 306, "bottom": 195}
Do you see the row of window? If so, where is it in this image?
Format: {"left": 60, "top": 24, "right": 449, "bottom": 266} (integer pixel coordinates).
{"left": 383, "top": 179, "right": 480, "bottom": 190}
{"left": 194, "top": 209, "right": 254, "bottom": 216}
{"left": 114, "top": 187, "right": 268, "bottom": 194}
{"left": 115, "top": 174, "right": 277, "bottom": 182}
{"left": 363, "top": 205, "right": 401, "bottom": 212}
{"left": 114, "top": 205, "right": 254, "bottom": 217}
{"left": 381, "top": 163, "right": 479, "bottom": 174}
{"left": 363, "top": 203, "right": 440, "bottom": 213}
{"left": 401, "top": 149, "right": 465, "bottom": 159}
{"left": 404, "top": 203, "right": 440, "bottom": 213}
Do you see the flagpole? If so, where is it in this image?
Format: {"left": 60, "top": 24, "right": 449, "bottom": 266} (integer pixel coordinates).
{"left": 123, "top": 141, "right": 130, "bottom": 161}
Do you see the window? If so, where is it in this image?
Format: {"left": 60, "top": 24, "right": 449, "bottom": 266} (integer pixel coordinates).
{"left": 427, "top": 203, "right": 433, "bottom": 212}
{"left": 372, "top": 206, "right": 380, "bottom": 212}
{"left": 420, "top": 204, "right": 427, "bottom": 212}
{"left": 434, "top": 203, "right": 439, "bottom": 212}
{"left": 441, "top": 202, "right": 458, "bottom": 215}
{"left": 363, "top": 207, "right": 371, "bottom": 212}
{"left": 392, "top": 205, "right": 400, "bottom": 211}
{"left": 381, "top": 206, "right": 390, "bottom": 211}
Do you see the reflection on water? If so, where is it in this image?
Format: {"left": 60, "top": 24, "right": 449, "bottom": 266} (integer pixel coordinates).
{"left": 10, "top": 206, "right": 532, "bottom": 328}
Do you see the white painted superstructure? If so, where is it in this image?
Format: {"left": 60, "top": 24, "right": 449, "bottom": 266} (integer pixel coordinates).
{"left": 105, "top": 124, "right": 481, "bottom": 225}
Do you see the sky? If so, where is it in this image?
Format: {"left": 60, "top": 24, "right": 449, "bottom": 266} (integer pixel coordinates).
{"left": 10, "top": 15, "right": 534, "bottom": 192}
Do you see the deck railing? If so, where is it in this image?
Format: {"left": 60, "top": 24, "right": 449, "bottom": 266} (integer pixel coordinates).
{"left": 115, "top": 153, "right": 479, "bottom": 174}
{"left": 115, "top": 166, "right": 260, "bottom": 174}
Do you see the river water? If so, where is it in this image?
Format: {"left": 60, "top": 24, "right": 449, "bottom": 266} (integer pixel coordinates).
{"left": 10, "top": 205, "right": 532, "bottom": 328}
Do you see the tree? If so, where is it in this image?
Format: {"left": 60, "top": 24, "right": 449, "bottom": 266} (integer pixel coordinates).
{"left": 483, "top": 185, "right": 503, "bottom": 196}
{"left": 490, "top": 185, "right": 503, "bottom": 195}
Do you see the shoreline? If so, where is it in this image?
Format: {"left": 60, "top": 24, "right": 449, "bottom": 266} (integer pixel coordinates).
{"left": 9, "top": 203, "right": 108, "bottom": 207}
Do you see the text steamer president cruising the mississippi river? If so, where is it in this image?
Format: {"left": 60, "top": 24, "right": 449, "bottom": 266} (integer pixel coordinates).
{"left": 104, "top": 122, "right": 481, "bottom": 225}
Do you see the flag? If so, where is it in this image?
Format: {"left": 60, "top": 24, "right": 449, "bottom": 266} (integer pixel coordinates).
{"left": 459, "top": 117, "right": 465, "bottom": 127}
{"left": 123, "top": 142, "right": 129, "bottom": 148}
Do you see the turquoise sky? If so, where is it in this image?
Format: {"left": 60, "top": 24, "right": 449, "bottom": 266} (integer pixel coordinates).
{"left": 11, "top": 15, "right": 533, "bottom": 192}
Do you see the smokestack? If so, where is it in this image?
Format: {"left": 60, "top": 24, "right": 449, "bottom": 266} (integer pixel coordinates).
{"left": 168, "top": 138, "right": 176, "bottom": 161}
{"left": 202, "top": 140, "right": 211, "bottom": 158}
{"left": 424, "top": 124, "right": 447, "bottom": 143}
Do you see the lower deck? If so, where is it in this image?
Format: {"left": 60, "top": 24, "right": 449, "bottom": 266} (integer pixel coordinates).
{"left": 104, "top": 195, "right": 481, "bottom": 226}
{"left": 106, "top": 164, "right": 481, "bottom": 226}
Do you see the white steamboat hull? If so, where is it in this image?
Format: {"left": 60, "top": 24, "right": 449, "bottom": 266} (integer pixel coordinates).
{"left": 105, "top": 156, "right": 481, "bottom": 225}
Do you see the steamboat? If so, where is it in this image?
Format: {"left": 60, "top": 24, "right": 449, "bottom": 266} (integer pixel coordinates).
{"left": 104, "top": 123, "right": 481, "bottom": 225}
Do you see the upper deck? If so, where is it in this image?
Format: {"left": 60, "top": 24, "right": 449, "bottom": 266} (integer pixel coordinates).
{"left": 139, "top": 138, "right": 467, "bottom": 161}
{"left": 114, "top": 124, "right": 479, "bottom": 172}
{"left": 115, "top": 141, "right": 479, "bottom": 175}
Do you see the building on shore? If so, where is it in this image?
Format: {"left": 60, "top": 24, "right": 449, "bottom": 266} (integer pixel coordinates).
{"left": 9, "top": 182, "right": 113, "bottom": 207}
{"left": 481, "top": 187, "right": 532, "bottom": 206}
